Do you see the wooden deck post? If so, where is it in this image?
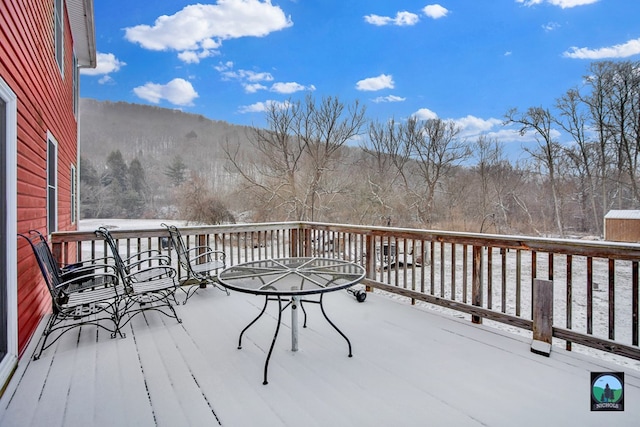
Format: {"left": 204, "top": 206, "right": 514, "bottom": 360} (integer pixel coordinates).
{"left": 531, "top": 278, "right": 553, "bottom": 356}
{"left": 471, "top": 246, "right": 483, "bottom": 324}
{"left": 197, "top": 234, "right": 207, "bottom": 264}
{"left": 364, "top": 235, "right": 376, "bottom": 291}
{"left": 290, "top": 228, "right": 299, "bottom": 258}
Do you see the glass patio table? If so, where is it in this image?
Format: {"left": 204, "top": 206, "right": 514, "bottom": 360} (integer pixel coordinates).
{"left": 217, "top": 257, "right": 365, "bottom": 384}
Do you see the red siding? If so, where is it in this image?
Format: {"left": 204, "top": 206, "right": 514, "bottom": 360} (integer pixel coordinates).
{"left": 1, "top": 0, "right": 81, "bottom": 355}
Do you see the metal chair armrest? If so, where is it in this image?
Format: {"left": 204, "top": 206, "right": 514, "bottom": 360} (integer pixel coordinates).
{"left": 125, "top": 255, "right": 172, "bottom": 271}
{"left": 185, "top": 246, "right": 226, "bottom": 262}
{"left": 122, "top": 250, "right": 170, "bottom": 265}
{"left": 56, "top": 269, "right": 120, "bottom": 293}
{"left": 124, "top": 265, "right": 177, "bottom": 282}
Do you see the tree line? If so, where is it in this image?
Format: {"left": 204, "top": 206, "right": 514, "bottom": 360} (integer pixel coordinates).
{"left": 80, "top": 60, "right": 640, "bottom": 237}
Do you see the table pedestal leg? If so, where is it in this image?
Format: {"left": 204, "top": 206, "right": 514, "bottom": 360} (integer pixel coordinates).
{"left": 291, "top": 295, "right": 299, "bottom": 351}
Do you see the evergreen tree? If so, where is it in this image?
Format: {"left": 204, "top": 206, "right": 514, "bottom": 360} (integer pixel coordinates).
{"left": 165, "top": 155, "right": 188, "bottom": 187}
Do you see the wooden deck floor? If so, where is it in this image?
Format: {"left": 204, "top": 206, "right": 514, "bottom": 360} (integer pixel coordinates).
{"left": 1, "top": 288, "right": 639, "bottom": 426}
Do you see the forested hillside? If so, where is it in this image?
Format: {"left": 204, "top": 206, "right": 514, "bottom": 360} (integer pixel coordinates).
{"left": 80, "top": 98, "right": 245, "bottom": 180}
{"left": 79, "top": 99, "right": 246, "bottom": 220}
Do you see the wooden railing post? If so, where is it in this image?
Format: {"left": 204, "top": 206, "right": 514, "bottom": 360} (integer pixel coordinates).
{"left": 364, "top": 235, "right": 376, "bottom": 291}
{"left": 472, "top": 245, "right": 483, "bottom": 324}
{"left": 197, "top": 234, "right": 207, "bottom": 264}
{"left": 303, "top": 228, "right": 312, "bottom": 257}
{"left": 290, "top": 228, "right": 299, "bottom": 257}
{"left": 51, "top": 241, "right": 64, "bottom": 264}
{"left": 531, "top": 279, "right": 553, "bottom": 356}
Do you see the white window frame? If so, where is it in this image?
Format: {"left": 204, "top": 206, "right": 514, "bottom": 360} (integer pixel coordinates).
{"left": 47, "top": 133, "right": 58, "bottom": 234}
{"left": 70, "top": 164, "right": 77, "bottom": 224}
{"left": 0, "top": 77, "right": 18, "bottom": 390}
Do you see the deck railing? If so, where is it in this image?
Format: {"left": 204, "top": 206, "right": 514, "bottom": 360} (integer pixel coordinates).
{"left": 51, "top": 221, "right": 640, "bottom": 362}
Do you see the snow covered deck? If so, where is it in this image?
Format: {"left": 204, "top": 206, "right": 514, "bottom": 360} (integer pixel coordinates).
{"left": 1, "top": 288, "right": 639, "bottom": 426}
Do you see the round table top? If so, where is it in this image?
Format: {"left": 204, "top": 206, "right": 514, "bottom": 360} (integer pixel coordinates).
{"left": 217, "top": 257, "right": 365, "bottom": 296}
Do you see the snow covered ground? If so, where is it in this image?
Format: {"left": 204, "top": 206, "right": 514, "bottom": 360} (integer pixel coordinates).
{"left": 79, "top": 218, "right": 190, "bottom": 231}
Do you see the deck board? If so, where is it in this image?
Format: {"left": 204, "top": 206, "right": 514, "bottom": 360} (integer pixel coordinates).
{"left": 2, "top": 289, "right": 640, "bottom": 426}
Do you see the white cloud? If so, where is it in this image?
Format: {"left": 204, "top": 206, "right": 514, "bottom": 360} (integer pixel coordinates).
{"left": 178, "top": 48, "right": 218, "bottom": 64}
{"left": 80, "top": 52, "right": 126, "bottom": 77}
{"left": 516, "top": 0, "right": 598, "bottom": 8}
{"left": 216, "top": 62, "right": 274, "bottom": 82}
{"left": 133, "top": 78, "right": 198, "bottom": 106}
{"left": 243, "top": 83, "right": 267, "bottom": 93}
{"left": 411, "top": 109, "right": 504, "bottom": 137}
{"left": 413, "top": 108, "right": 438, "bottom": 120}
{"left": 124, "top": 1, "right": 292, "bottom": 62}
{"left": 455, "top": 116, "right": 503, "bottom": 137}
{"left": 372, "top": 95, "right": 406, "bottom": 103}
{"left": 238, "top": 99, "right": 290, "bottom": 113}
{"left": 270, "top": 82, "right": 316, "bottom": 94}
{"left": 364, "top": 11, "right": 419, "bottom": 26}
{"left": 98, "top": 75, "right": 114, "bottom": 85}
{"left": 356, "top": 74, "right": 394, "bottom": 91}
{"left": 423, "top": 4, "right": 449, "bottom": 19}
{"left": 563, "top": 37, "right": 640, "bottom": 59}
{"left": 542, "top": 22, "right": 560, "bottom": 32}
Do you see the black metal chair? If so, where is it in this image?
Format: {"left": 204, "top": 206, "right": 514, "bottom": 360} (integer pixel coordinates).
{"left": 161, "top": 223, "right": 228, "bottom": 304}
{"left": 18, "top": 230, "right": 122, "bottom": 360}
{"left": 95, "top": 227, "right": 182, "bottom": 329}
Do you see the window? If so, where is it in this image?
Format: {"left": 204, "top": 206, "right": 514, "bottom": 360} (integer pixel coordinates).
{"left": 54, "top": 0, "right": 64, "bottom": 75}
{"left": 70, "top": 164, "right": 77, "bottom": 224}
{"left": 47, "top": 134, "right": 58, "bottom": 234}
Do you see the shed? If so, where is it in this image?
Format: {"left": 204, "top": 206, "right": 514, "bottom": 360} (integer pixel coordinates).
{"left": 604, "top": 210, "right": 640, "bottom": 242}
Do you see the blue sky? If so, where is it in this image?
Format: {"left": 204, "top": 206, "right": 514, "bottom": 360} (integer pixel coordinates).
{"left": 81, "top": 0, "right": 640, "bottom": 157}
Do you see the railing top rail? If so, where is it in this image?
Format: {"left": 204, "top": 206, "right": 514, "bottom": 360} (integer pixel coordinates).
{"left": 51, "top": 222, "right": 303, "bottom": 243}
{"left": 51, "top": 221, "right": 640, "bottom": 260}
{"left": 299, "top": 221, "right": 640, "bottom": 260}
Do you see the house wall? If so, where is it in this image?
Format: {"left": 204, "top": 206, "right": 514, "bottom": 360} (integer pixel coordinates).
{"left": 1, "top": 1, "right": 80, "bottom": 355}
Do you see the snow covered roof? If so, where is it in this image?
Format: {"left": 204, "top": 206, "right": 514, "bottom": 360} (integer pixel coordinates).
{"left": 604, "top": 210, "right": 640, "bottom": 219}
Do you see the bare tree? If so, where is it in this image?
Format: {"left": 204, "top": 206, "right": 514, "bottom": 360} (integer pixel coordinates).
{"left": 225, "top": 95, "right": 366, "bottom": 221}
{"left": 582, "top": 62, "right": 617, "bottom": 219}
{"left": 175, "top": 172, "right": 235, "bottom": 225}
{"left": 505, "top": 107, "right": 565, "bottom": 236}
{"left": 472, "top": 135, "right": 503, "bottom": 231}
{"left": 299, "top": 95, "right": 367, "bottom": 220}
{"left": 555, "top": 89, "right": 602, "bottom": 234}
{"left": 402, "top": 117, "right": 470, "bottom": 224}
{"left": 605, "top": 61, "right": 640, "bottom": 206}
{"left": 359, "top": 118, "right": 411, "bottom": 224}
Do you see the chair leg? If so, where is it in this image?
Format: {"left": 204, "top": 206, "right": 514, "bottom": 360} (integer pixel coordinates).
{"left": 33, "top": 313, "right": 58, "bottom": 360}
{"left": 118, "top": 292, "right": 182, "bottom": 329}
{"left": 181, "top": 277, "right": 230, "bottom": 304}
